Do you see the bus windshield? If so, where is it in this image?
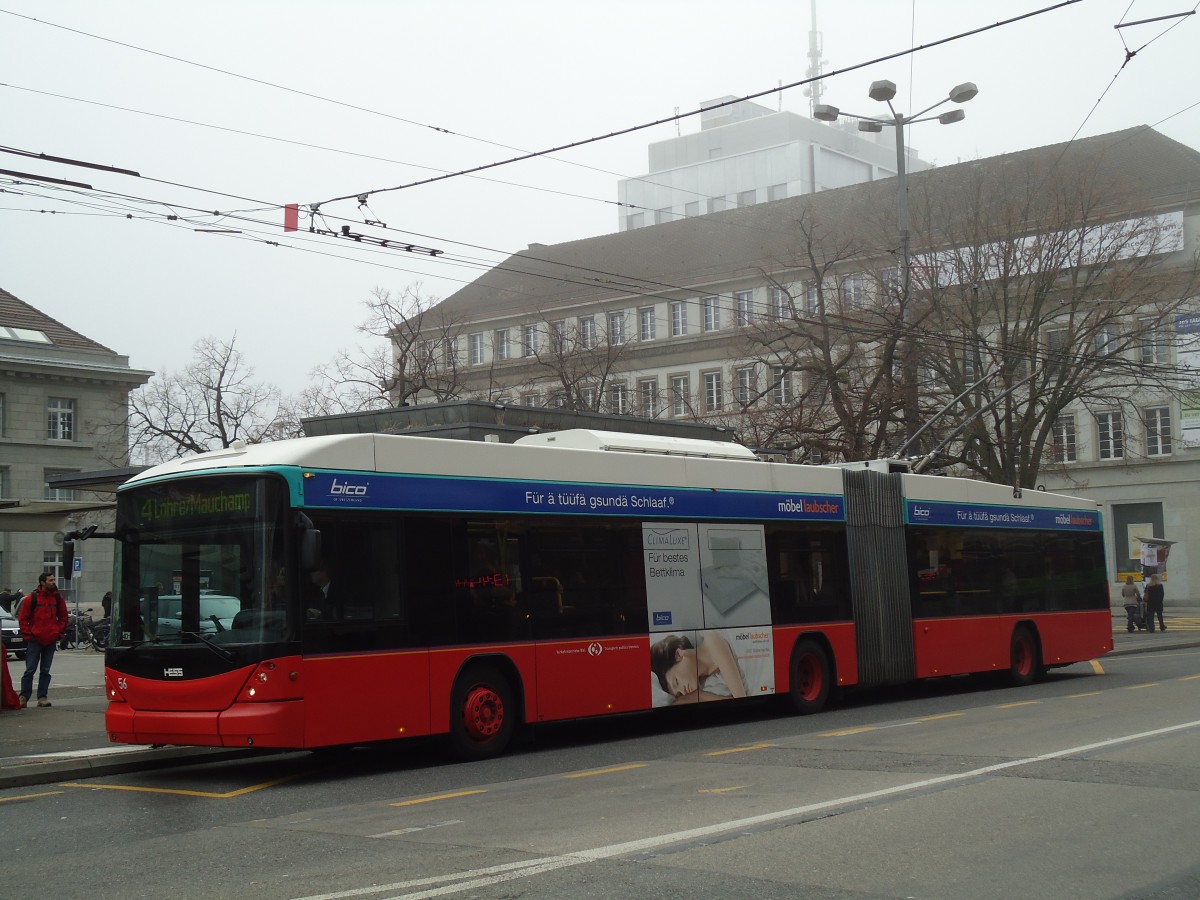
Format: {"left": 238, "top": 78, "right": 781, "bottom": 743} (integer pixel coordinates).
{"left": 112, "top": 475, "right": 295, "bottom": 648}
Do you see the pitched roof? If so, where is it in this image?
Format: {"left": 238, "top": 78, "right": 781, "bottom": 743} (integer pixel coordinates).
{"left": 0, "top": 286, "right": 114, "bottom": 353}
{"left": 435, "top": 127, "right": 1200, "bottom": 321}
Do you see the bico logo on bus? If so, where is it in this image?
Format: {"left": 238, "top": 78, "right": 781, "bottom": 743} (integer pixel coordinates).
{"left": 329, "top": 477, "right": 369, "bottom": 496}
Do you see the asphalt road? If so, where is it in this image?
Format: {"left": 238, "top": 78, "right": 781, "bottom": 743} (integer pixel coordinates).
{"left": 6, "top": 644, "right": 1200, "bottom": 900}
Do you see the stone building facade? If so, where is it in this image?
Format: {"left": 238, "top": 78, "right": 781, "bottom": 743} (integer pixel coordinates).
{"left": 0, "top": 287, "right": 151, "bottom": 609}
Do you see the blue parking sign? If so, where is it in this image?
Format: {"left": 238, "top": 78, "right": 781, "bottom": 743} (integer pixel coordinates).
{"left": 72, "top": 556, "right": 82, "bottom": 573}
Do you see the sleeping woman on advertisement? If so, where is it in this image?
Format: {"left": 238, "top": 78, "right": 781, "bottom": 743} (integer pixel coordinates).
{"left": 651, "top": 632, "right": 747, "bottom": 703}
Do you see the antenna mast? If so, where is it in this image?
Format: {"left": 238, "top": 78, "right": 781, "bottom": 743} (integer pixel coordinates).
{"left": 805, "top": 0, "right": 825, "bottom": 118}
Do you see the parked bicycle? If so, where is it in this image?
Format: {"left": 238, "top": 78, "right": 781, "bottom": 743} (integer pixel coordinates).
{"left": 60, "top": 607, "right": 96, "bottom": 650}
{"left": 90, "top": 616, "right": 111, "bottom": 651}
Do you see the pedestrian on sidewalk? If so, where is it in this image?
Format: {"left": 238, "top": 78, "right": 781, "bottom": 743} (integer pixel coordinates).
{"left": 17, "top": 572, "right": 68, "bottom": 708}
{"left": 1143, "top": 574, "right": 1166, "bottom": 633}
{"left": 1120, "top": 575, "right": 1144, "bottom": 633}
{"left": 0, "top": 587, "right": 15, "bottom": 614}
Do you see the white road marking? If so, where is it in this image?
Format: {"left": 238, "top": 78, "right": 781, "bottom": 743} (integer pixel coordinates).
{"left": 293, "top": 718, "right": 1200, "bottom": 900}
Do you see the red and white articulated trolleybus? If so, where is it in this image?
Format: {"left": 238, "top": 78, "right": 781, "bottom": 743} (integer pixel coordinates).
{"left": 100, "top": 429, "right": 1111, "bottom": 758}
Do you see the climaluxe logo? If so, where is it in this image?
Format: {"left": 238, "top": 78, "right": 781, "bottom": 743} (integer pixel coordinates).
{"left": 330, "top": 477, "right": 369, "bottom": 496}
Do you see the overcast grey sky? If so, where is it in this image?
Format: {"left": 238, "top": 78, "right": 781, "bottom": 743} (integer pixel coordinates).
{"left": 3, "top": 0, "right": 1197, "bottom": 394}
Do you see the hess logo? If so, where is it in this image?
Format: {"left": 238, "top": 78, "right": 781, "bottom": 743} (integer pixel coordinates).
{"left": 330, "top": 477, "right": 368, "bottom": 496}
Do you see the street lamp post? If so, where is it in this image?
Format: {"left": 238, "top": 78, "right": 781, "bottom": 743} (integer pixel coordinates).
{"left": 814, "top": 80, "right": 977, "bottom": 454}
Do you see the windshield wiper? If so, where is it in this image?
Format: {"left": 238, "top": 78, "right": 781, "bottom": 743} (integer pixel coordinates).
{"left": 180, "top": 630, "right": 236, "bottom": 661}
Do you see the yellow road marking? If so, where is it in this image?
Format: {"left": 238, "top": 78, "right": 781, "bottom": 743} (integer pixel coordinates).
{"left": 997, "top": 701, "right": 1040, "bottom": 709}
{"left": 1089, "top": 660, "right": 1105, "bottom": 674}
{"left": 916, "top": 713, "right": 964, "bottom": 722}
{"left": 820, "top": 726, "right": 879, "bottom": 737}
{"left": 564, "top": 763, "right": 648, "bottom": 779}
{"left": 699, "top": 786, "right": 746, "bottom": 794}
{"left": 0, "top": 790, "right": 63, "bottom": 803}
{"left": 59, "top": 774, "right": 302, "bottom": 798}
{"left": 391, "top": 790, "right": 486, "bottom": 807}
{"left": 1068, "top": 691, "right": 1103, "bottom": 698}
{"left": 1182, "top": 675, "right": 1200, "bottom": 681}
{"left": 706, "top": 743, "right": 775, "bottom": 756}
{"left": 1128, "top": 683, "right": 1160, "bottom": 690}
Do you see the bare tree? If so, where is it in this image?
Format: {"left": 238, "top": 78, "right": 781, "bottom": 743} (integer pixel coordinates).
{"left": 355, "top": 284, "right": 468, "bottom": 405}
{"left": 126, "top": 335, "right": 284, "bottom": 463}
{"left": 736, "top": 209, "right": 906, "bottom": 462}
{"left": 517, "top": 312, "right": 635, "bottom": 411}
{"left": 910, "top": 161, "right": 1200, "bottom": 487}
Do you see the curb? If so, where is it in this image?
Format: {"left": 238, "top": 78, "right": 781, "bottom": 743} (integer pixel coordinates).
{"left": 0, "top": 746, "right": 258, "bottom": 790}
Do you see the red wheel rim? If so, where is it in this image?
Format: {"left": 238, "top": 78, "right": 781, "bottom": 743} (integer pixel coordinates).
{"left": 462, "top": 685, "right": 504, "bottom": 741}
{"left": 1014, "top": 636, "right": 1033, "bottom": 677}
{"left": 796, "top": 653, "right": 823, "bottom": 702}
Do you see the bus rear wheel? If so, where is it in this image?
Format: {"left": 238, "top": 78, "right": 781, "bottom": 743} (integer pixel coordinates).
{"left": 450, "top": 664, "right": 515, "bottom": 760}
{"left": 789, "top": 639, "right": 832, "bottom": 715}
{"left": 1008, "top": 626, "right": 1042, "bottom": 687}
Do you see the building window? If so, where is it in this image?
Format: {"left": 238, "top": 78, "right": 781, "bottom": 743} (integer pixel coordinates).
{"left": 684, "top": 201, "right": 700, "bottom": 217}
{"left": 670, "top": 302, "right": 688, "bottom": 337}
{"left": 771, "top": 287, "right": 791, "bottom": 321}
{"left": 1145, "top": 405, "right": 1172, "bottom": 456}
{"left": 0, "top": 466, "right": 7, "bottom": 497}
{"left": 523, "top": 324, "right": 538, "bottom": 357}
{"left": 1051, "top": 414, "right": 1077, "bottom": 463}
{"left": 771, "top": 367, "right": 793, "bottom": 406}
{"left": 706, "top": 197, "right": 727, "bottom": 214}
{"left": 702, "top": 296, "right": 720, "bottom": 332}
{"left": 735, "top": 290, "right": 753, "bottom": 326}
{"left": 840, "top": 273, "right": 865, "bottom": 309}
{"left": 608, "top": 311, "right": 626, "bottom": 345}
{"left": 1140, "top": 319, "right": 1169, "bottom": 364}
{"left": 1045, "top": 327, "right": 1069, "bottom": 359}
{"left": 1096, "top": 411, "right": 1124, "bottom": 460}
{"left": 551, "top": 320, "right": 566, "bottom": 354}
{"left": 1095, "top": 326, "right": 1119, "bottom": 356}
{"left": 639, "top": 307, "right": 657, "bottom": 341}
{"left": 493, "top": 329, "right": 510, "bottom": 361}
{"left": 47, "top": 397, "right": 74, "bottom": 441}
{"left": 580, "top": 386, "right": 597, "bottom": 410}
{"left": 626, "top": 212, "right": 644, "bottom": 230}
{"left": 703, "top": 371, "right": 723, "bottom": 411}
{"left": 805, "top": 283, "right": 819, "bottom": 314}
{"left": 737, "top": 189, "right": 756, "bottom": 207}
{"left": 767, "top": 183, "right": 787, "bottom": 201}
{"left": 442, "top": 337, "right": 459, "bottom": 367}
{"left": 736, "top": 366, "right": 756, "bottom": 407}
{"left": 468, "top": 333, "right": 484, "bottom": 365}
{"left": 655, "top": 208, "right": 671, "bottom": 225}
{"left": 0, "top": 393, "right": 5, "bottom": 437}
{"left": 608, "top": 381, "right": 628, "bottom": 415}
{"left": 580, "top": 316, "right": 597, "bottom": 349}
{"left": 44, "top": 469, "right": 79, "bottom": 502}
{"left": 521, "top": 393, "right": 540, "bottom": 407}
{"left": 670, "top": 375, "right": 690, "bottom": 417}
{"left": 638, "top": 378, "right": 658, "bottom": 418}
{"left": 880, "top": 266, "right": 901, "bottom": 305}
{"left": 551, "top": 392, "right": 567, "bottom": 408}
{"left": 43, "top": 551, "right": 63, "bottom": 584}
{"left": 962, "top": 348, "right": 979, "bottom": 381}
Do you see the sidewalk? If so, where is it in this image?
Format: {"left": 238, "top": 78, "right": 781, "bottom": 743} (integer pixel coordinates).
{"left": 4, "top": 606, "right": 1200, "bottom": 789}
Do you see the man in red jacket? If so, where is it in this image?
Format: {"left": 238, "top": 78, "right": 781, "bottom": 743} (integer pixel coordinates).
{"left": 18, "top": 572, "right": 68, "bottom": 708}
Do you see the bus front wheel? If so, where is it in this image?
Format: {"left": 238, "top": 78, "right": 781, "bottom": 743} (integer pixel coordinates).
{"left": 1008, "top": 626, "right": 1042, "bottom": 687}
{"left": 449, "top": 664, "right": 515, "bottom": 760}
{"left": 789, "top": 639, "right": 832, "bottom": 715}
